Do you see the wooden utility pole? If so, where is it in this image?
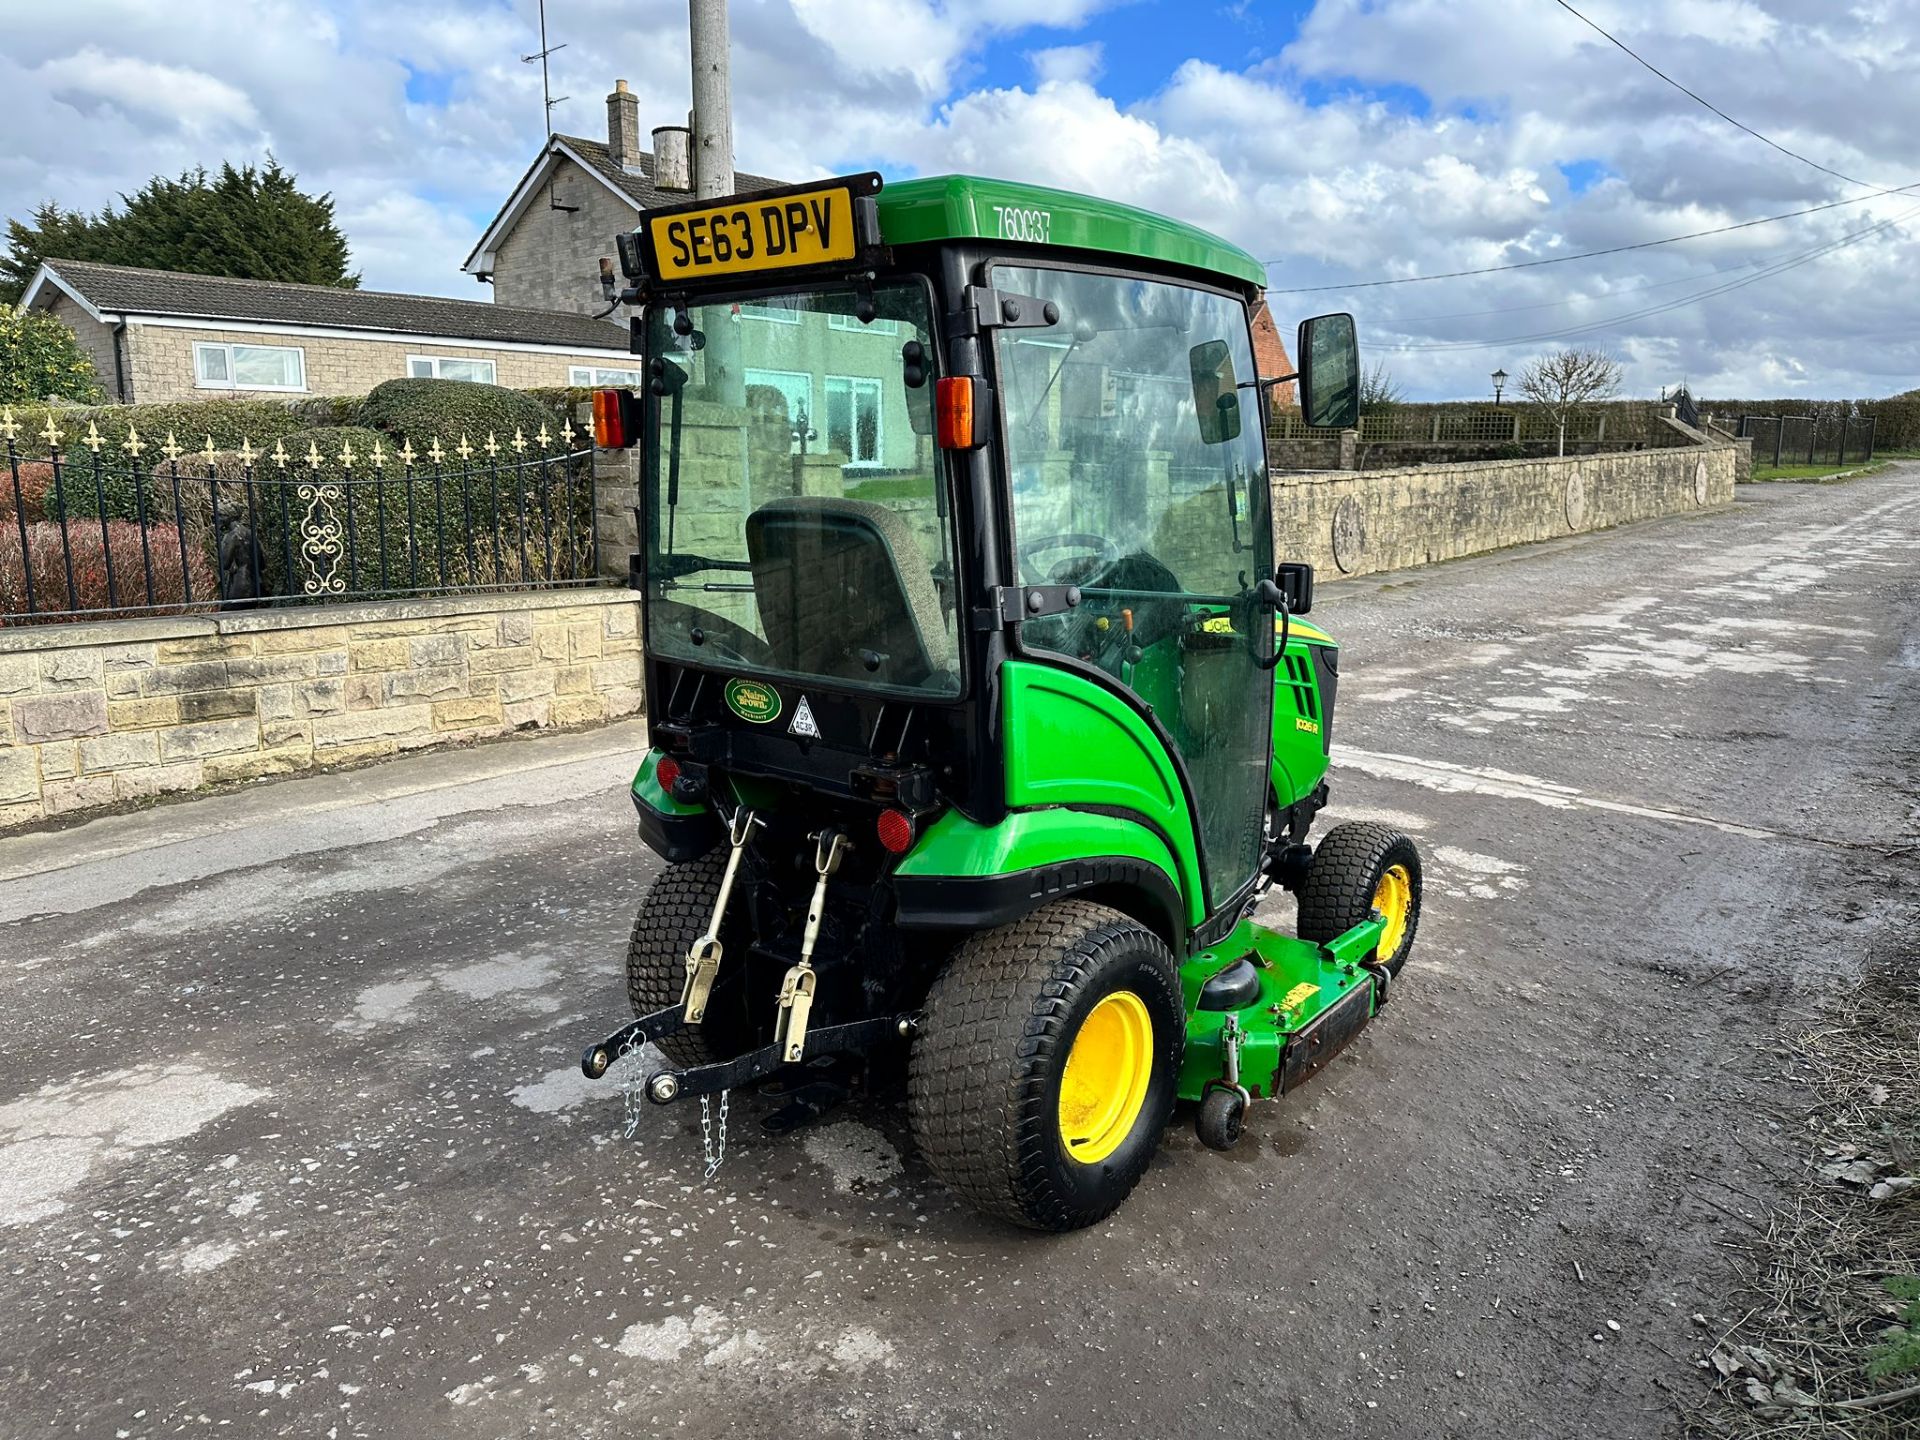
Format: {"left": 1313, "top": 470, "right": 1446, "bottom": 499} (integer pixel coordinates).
{"left": 690, "top": 0, "right": 735, "bottom": 200}
{"left": 688, "top": 0, "right": 742, "bottom": 403}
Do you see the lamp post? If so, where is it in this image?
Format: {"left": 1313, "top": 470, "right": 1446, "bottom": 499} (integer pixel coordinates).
{"left": 1491, "top": 368, "right": 1508, "bottom": 406}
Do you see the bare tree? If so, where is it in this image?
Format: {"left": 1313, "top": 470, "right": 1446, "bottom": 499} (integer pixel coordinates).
{"left": 1516, "top": 348, "right": 1623, "bottom": 456}
{"left": 1359, "top": 360, "right": 1404, "bottom": 414}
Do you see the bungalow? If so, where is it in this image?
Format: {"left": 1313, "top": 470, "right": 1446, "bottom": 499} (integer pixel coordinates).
{"left": 20, "top": 260, "right": 641, "bottom": 405}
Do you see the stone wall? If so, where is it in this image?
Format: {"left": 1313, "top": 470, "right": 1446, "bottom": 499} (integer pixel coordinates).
{"left": 45, "top": 292, "right": 123, "bottom": 401}
{"left": 1272, "top": 441, "right": 1739, "bottom": 579}
{"left": 0, "top": 588, "right": 643, "bottom": 828}
{"left": 121, "top": 322, "right": 631, "bottom": 405}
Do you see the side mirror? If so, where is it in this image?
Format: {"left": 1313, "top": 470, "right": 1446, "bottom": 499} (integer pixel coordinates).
{"left": 903, "top": 340, "right": 932, "bottom": 436}
{"left": 1278, "top": 561, "right": 1314, "bottom": 615}
{"left": 1297, "top": 313, "right": 1359, "bottom": 431}
{"left": 1189, "top": 339, "right": 1242, "bottom": 445}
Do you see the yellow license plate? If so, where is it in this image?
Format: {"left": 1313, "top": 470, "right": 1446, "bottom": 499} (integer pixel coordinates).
{"left": 649, "top": 184, "right": 858, "bottom": 283}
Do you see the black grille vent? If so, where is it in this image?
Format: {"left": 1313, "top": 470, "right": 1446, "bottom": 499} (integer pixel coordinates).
{"left": 1284, "top": 651, "right": 1318, "bottom": 720}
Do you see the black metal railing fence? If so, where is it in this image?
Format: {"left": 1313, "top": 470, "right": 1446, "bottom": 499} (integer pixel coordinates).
{"left": 1736, "top": 413, "right": 1878, "bottom": 470}
{"left": 2, "top": 410, "right": 598, "bottom": 624}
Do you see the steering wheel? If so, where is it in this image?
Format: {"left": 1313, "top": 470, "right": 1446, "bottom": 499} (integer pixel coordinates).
{"left": 1018, "top": 532, "right": 1119, "bottom": 585}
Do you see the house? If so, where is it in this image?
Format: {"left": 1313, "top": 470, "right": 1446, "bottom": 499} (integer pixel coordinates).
{"left": 1249, "top": 299, "right": 1296, "bottom": 405}
{"left": 464, "top": 80, "right": 786, "bottom": 315}
{"left": 21, "top": 260, "right": 642, "bottom": 404}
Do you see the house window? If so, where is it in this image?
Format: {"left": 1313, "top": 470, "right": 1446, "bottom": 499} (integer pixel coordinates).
{"left": 739, "top": 299, "right": 801, "bottom": 324}
{"left": 193, "top": 342, "right": 306, "bottom": 392}
{"left": 569, "top": 365, "right": 646, "bottom": 387}
{"left": 825, "top": 376, "right": 882, "bottom": 466}
{"left": 744, "top": 368, "right": 814, "bottom": 452}
{"left": 828, "top": 313, "right": 901, "bottom": 336}
{"left": 408, "top": 356, "right": 497, "bottom": 384}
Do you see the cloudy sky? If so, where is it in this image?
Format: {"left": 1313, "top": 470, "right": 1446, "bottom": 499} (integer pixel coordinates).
{"left": 4, "top": 0, "right": 1916, "bottom": 400}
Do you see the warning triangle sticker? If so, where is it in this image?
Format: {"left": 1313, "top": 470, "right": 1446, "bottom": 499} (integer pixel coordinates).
{"left": 788, "top": 695, "right": 821, "bottom": 739}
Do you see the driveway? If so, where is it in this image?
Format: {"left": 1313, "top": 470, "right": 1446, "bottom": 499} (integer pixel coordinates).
{"left": 3, "top": 466, "right": 1916, "bottom": 1438}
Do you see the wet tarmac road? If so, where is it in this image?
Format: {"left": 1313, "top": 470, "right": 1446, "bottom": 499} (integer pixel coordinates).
{"left": 3, "top": 466, "right": 1917, "bottom": 1438}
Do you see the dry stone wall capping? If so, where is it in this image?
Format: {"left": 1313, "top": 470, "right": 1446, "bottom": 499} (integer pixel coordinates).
{"left": 1270, "top": 441, "right": 1740, "bottom": 580}
{"left": 0, "top": 588, "right": 644, "bottom": 829}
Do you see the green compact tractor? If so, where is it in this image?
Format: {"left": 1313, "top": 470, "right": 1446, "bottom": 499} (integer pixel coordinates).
{"left": 579, "top": 171, "right": 1422, "bottom": 1230}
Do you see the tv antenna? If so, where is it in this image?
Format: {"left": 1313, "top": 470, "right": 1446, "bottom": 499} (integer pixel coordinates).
{"left": 521, "top": 0, "right": 568, "bottom": 136}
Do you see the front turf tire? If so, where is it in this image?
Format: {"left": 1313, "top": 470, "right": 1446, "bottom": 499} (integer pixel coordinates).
{"left": 625, "top": 850, "right": 755, "bottom": 1068}
{"left": 1297, "top": 821, "right": 1423, "bottom": 975}
{"left": 908, "top": 900, "right": 1183, "bottom": 1232}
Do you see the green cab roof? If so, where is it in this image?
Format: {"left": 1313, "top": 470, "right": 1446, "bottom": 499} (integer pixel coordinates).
{"left": 874, "top": 175, "right": 1268, "bottom": 291}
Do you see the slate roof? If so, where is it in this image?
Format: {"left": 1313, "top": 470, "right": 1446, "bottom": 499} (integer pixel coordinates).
{"left": 33, "top": 259, "right": 630, "bottom": 351}
{"left": 464, "top": 135, "right": 789, "bottom": 274}
{"left": 552, "top": 134, "right": 786, "bottom": 211}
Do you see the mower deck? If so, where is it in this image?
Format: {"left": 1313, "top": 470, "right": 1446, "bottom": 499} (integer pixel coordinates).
{"left": 1176, "top": 915, "right": 1388, "bottom": 1103}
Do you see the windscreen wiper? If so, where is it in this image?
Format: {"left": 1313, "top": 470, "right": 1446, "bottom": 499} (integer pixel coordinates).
{"left": 655, "top": 552, "right": 753, "bottom": 582}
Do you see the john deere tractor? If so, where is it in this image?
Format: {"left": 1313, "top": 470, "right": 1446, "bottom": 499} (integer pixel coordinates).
{"left": 579, "top": 171, "right": 1422, "bottom": 1231}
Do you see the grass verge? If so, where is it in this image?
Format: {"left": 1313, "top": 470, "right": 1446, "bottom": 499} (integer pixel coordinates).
{"left": 1689, "top": 959, "right": 1920, "bottom": 1437}
{"left": 1749, "top": 460, "right": 1890, "bottom": 484}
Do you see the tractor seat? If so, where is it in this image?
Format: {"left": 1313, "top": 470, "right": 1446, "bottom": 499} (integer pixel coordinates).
{"left": 745, "top": 496, "right": 955, "bottom": 690}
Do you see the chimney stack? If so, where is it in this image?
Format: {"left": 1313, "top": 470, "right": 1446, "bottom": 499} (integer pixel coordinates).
{"left": 607, "top": 79, "right": 642, "bottom": 172}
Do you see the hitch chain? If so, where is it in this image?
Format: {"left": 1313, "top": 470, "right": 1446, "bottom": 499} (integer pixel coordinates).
{"left": 774, "top": 830, "right": 848, "bottom": 1064}
{"left": 699, "top": 1089, "right": 729, "bottom": 1182}
{"left": 618, "top": 1026, "right": 652, "bottom": 1140}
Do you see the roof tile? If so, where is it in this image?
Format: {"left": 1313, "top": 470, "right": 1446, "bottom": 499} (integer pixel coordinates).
{"left": 39, "top": 260, "right": 631, "bottom": 352}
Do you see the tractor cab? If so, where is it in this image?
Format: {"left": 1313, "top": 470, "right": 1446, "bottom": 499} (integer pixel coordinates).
{"left": 581, "top": 172, "right": 1421, "bottom": 1230}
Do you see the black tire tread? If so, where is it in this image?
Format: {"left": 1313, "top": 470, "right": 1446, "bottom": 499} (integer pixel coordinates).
{"left": 907, "top": 899, "right": 1179, "bottom": 1231}
{"left": 1296, "top": 820, "right": 1422, "bottom": 974}
{"left": 625, "top": 851, "right": 733, "bottom": 1067}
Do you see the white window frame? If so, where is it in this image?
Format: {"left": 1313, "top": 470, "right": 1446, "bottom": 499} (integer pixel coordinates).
{"left": 192, "top": 341, "right": 307, "bottom": 393}
{"left": 407, "top": 354, "right": 498, "bottom": 384}
{"left": 828, "top": 313, "right": 901, "bottom": 336}
{"left": 569, "top": 364, "right": 646, "bottom": 387}
{"left": 825, "top": 374, "right": 884, "bottom": 468}
{"left": 739, "top": 300, "right": 801, "bottom": 324}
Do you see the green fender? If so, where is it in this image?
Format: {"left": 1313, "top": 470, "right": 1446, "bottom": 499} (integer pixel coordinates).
{"left": 893, "top": 807, "right": 1192, "bottom": 944}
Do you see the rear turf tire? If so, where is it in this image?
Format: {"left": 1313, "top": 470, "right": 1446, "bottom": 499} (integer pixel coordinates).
{"left": 908, "top": 900, "right": 1183, "bottom": 1232}
{"left": 1297, "top": 821, "right": 1423, "bottom": 975}
{"left": 625, "top": 851, "right": 755, "bottom": 1068}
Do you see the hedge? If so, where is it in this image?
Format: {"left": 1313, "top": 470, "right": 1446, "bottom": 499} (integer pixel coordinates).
{"left": 0, "top": 518, "right": 215, "bottom": 622}
{"left": 10, "top": 397, "right": 311, "bottom": 457}
{"left": 357, "top": 378, "right": 561, "bottom": 455}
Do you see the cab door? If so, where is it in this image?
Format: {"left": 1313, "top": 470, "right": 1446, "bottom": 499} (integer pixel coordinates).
{"left": 990, "top": 263, "right": 1275, "bottom": 915}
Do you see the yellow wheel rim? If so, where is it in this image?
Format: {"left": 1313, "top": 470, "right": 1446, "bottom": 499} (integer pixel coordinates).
{"left": 1373, "top": 864, "right": 1413, "bottom": 961}
{"left": 1057, "top": 990, "right": 1154, "bottom": 1165}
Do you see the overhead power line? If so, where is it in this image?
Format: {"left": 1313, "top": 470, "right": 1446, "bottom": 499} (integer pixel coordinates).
{"left": 1548, "top": 0, "right": 1876, "bottom": 190}
{"left": 1264, "top": 180, "right": 1920, "bottom": 294}
{"left": 1374, "top": 203, "right": 1918, "bottom": 353}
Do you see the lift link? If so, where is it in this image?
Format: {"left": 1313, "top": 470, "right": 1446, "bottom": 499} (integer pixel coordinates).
{"left": 681, "top": 807, "right": 761, "bottom": 1024}
{"left": 773, "top": 829, "right": 849, "bottom": 1063}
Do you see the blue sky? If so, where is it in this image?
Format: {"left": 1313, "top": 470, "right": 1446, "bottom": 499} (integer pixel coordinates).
{"left": 969, "top": 0, "right": 1308, "bottom": 105}
{"left": 4, "top": 0, "right": 1916, "bottom": 400}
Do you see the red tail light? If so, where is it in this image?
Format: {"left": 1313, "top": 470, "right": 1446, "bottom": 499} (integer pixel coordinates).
{"left": 876, "top": 808, "right": 914, "bottom": 855}
{"left": 654, "top": 754, "right": 681, "bottom": 793}
{"left": 935, "top": 376, "right": 981, "bottom": 450}
{"left": 593, "top": 388, "right": 628, "bottom": 449}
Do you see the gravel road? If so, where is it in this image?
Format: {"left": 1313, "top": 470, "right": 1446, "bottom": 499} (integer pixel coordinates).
{"left": 3, "top": 465, "right": 1916, "bottom": 1439}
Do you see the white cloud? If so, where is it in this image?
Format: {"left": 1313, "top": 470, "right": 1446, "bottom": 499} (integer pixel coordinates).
{"left": 1, "top": 0, "right": 1915, "bottom": 399}
{"left": 1029, "top": 43, "right": 1104, "bottom": 86}
{"left": 36, "top": 49, "right": 260, "bottom": 137}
